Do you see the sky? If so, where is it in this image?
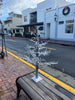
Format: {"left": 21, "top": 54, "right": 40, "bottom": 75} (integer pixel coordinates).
{"left": 0, "top": 0, "right": 75, "bottom": 20}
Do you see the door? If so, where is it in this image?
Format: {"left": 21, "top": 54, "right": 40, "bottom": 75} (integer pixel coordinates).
{"left": 47, "top": 23, "right": 50, "bottom": 39}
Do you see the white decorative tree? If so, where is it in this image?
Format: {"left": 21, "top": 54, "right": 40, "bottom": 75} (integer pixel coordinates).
{"left": 31, "top": 34, "right": 43, "bottom": 82}
{"left": 26, "top": 34, "right": 51, "bottom": 82}
{"left": 22, "top": 33, "right": 58, "bottom": 82}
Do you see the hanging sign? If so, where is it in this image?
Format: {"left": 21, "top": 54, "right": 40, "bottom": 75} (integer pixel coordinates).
{"left": 62, "top": 7, "right": 70, "bottom": 15}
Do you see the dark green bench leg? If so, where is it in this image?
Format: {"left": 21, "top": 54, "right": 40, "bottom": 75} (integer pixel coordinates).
{"left": 16, "top": 83, "right": 21, "bottom": 98}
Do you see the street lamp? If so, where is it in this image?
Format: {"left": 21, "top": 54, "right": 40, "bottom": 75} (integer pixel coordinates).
{"left": 54, "top": 13, "right": 58, "bottom": 39}
{"left": 54, "top": 13, "right": 57, "bottom": 22}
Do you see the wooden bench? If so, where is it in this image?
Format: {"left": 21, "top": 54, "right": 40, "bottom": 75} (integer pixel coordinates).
{"left": 16, "top": 71, "right": 71, "bottom": 100}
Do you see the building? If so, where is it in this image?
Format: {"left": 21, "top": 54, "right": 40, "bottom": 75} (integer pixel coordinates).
{"left": 45, "top": 4, "right": 75, "bottom": 41}
{"left": 4, "top": 12, "right": 23, "bottom": 36}
{"left": 21, "top": 0, "right": 75, "bottom": 42}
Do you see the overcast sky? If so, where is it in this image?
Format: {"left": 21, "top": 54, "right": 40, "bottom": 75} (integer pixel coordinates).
{"left": 0, "top": 0, "right": 75, "bottom": 20}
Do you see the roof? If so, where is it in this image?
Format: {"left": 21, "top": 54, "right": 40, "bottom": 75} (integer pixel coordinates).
{"left": 4, "top": 19, "right": 12, "bottom": 22}
{"left": 17, "top": 22, "right": 43, "bottom": 27}
{"left": 9, "top": 12, "right": 22, "bottom": 16}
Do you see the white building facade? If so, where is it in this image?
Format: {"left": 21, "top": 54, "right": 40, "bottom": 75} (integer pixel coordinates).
{"left": 22, "top": 0, "right": 75, "bottom": 41}
{"left": 4, "top": 12, "right": 23, "bottom": 36}
{"left": 44, "top": 4, "right": 75, "bottom": 41}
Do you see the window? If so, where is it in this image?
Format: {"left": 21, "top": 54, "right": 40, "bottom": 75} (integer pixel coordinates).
{"left": 16, "top": 29, "right": 19, "bottom": 32}
{"left": 24, "top": 16, "right": 27, "bottom": 22}
{"left": 65, "top": 20, "right": 74, "bottom": 33}
{"left": 66, "top": 20, "right": 74, "bottom": 24}
{"left": 65, "top": 24, "right": 74, "bottom": 33}
{"left": 59, "top": 21, "right": 64, "bottom": 24}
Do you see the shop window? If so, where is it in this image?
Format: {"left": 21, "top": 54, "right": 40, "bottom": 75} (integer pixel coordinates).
{"left": 65, "top": 24, "right": 73, "bottom": 33}
{"left": 16, "top": 29, "right": 19, "bottom": 32}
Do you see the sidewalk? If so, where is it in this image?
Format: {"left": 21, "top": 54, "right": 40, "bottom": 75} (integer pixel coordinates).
{"left": 0, "top": 53, "right": 33, "bottom": 100}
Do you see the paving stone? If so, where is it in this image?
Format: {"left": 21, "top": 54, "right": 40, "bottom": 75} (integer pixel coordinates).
{"left": 0, "top": 79, "right": 2, "bottom": 82}
{"left": 1, "top": 98, "right": 7, "bottom": 100}
{"left": 0, "top": 54, "right": 33, "bottom": 100}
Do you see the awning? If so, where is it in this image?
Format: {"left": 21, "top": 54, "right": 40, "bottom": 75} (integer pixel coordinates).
{"left": 17, "top": 22, "right": 43, "bottom": 27}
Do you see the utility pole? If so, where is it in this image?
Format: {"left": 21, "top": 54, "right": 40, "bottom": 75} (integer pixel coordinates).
{"left": 0, "top": 20, "right": 7, "bottom": 58}
{"left": 0, "top": 1, "right": 7, "bottom": 58}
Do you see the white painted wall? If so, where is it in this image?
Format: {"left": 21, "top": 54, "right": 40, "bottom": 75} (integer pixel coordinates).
{"left": 37, "top": 0, "right": 70, "bottom": 23}
{"left": 22, "top": 8, "right": 32, "bottom": 25}
{"left": 57, "top": 4, "right": 75, "bottom": 40}
{"left": 37, "top": 0, "right": 55, "bottom": 23}
{"left": 45, "top": 3, "right": 75, "bottom": 41}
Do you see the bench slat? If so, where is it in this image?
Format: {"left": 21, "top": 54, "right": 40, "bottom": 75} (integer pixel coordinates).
{"left": 17, "top": 78, "right": 44, "bottom": 100}
{"left": 23, "top": 76, "right": 53, "bottom": 100}
{"left": 16, "top": 72, "right": 71, "bottom": 100}
{"left": 31, "top": 72, "right": 71, "bottom": 100}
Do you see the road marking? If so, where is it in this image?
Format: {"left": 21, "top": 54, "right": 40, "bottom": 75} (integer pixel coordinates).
{"left": 10, "top": 40, "right": 16, "bottom": 42}
{"left": 6, "top": 50, "right": 75, "bottom": 94}
{"left": 41, "top": 46, "right": 56, "bottom": 50}
{"left": 6, "top": 39, "right": 16, "bottom": 42}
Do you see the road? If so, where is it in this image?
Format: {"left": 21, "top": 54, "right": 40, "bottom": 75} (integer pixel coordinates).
{"left": 0, "top": 38, "right": 75, "bottom": 78}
